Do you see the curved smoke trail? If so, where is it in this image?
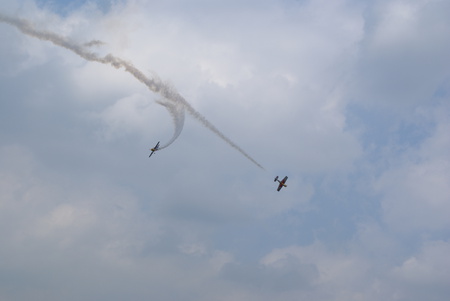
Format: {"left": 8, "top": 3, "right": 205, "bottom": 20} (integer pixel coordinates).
{"left": 0, "top": 13, "right": 264, "bottom": 169}
{"left": 155, "top": 99, "right": 185, "bottom": 150}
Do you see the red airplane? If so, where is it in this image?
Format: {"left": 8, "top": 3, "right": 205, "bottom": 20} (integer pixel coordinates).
{"left": 274, "top": 176, "right": 288, "bottom": 191}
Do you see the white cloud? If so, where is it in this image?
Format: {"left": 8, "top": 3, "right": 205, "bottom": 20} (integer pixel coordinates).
{"left": 1, "top": 0, "right": 450, "bottom": 300}
{"left": 93, "top": 93, "right": 156, "bottom": 140}
{"left": 376, "top": 103, "right": 450, "bottom": 234}
{"left": 392, "top": 240, "right": 450, "bottom": 286}
{"left": 352, "top": 0, "right": 450, "bottom": 109}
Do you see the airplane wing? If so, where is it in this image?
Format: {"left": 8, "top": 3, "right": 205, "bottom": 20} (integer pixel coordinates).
{"left": 277, "top": 183, "right": 283, "bottom": 191}
{"left": 149, "top": 141, "right": 160, "bottom": 157}
{"left": 277, "top": 176, "right": 288, "bottom": 191}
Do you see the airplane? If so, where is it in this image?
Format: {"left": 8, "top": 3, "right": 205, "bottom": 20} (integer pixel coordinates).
{"left": 148, "top": 141, "right": 160, "bottom": 157}
{"left": 274, "top": 176, "right": 288, "bottom": 191}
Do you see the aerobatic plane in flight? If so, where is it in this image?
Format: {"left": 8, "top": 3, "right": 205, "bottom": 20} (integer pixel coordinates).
{"left": 148, "top": 141, "right": 160, "bottom": 157}
{"left": 274, "top": 176, "right": 288, "bottom": 191}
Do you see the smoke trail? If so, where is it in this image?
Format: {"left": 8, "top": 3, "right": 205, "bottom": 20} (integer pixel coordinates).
{"left": 155, "top": 98, "right": 185, "bottom": 150}
{"left": 0, "top": 13, "right": 184, "bottom": 151}
{"left": 83, "top": 39, "right": 105, "bottom": 48}
{"left": 0, "top": 13, "right": 264, "bottom": 169}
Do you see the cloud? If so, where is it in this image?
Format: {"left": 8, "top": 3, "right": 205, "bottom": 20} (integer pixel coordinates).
{"left": 391, "top": 240, "right": 450, "bottom": 300}
{"left": 375, "top": 103, "right": 450, "bottom": 235}
{"left": 220, "top": 258, "right": 319, "bottom": 292}
{"left": 1, "top": 0, "right": 450, "bottom": 300}
{"left": 93, "top": 93, "right": 155, "bottom": 140}
{"left": 352, "top": 0, "right": 450, "bottom": 109}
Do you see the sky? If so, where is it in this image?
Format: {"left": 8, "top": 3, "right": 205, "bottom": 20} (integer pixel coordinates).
{"left": 0, "top": 0, "right": 449, "bottom": 300}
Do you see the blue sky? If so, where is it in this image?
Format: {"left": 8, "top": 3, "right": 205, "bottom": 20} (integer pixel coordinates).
{"left": 1, "top": 0, "right": 450, "bottom": 300}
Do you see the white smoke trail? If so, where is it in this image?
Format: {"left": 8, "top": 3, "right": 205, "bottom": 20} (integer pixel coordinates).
{"left": 155, "top": 99, "right": 185, "bottom": 150}
{"left": 0, "top": 13, "right": 264, "bottom": 169}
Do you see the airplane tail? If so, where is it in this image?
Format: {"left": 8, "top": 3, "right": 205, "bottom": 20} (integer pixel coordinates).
{"left": 274, "top": 176, "right": 279, "bottom": 182}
